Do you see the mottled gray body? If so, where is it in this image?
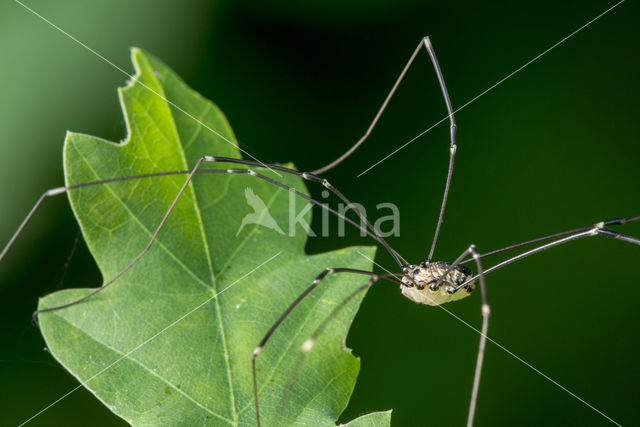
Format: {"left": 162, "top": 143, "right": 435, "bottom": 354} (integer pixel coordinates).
{"left": 401, "top": 261, "right": 475, "bottom": 306}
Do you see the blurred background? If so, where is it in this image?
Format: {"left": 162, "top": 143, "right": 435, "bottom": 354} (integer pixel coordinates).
{"left": 1, "top": 0, "right": 639, "bottom": 425}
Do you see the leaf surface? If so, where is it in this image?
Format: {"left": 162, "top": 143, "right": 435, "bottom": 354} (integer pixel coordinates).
{"left": 37, "top": 49, "right": 387, "bottom": 426}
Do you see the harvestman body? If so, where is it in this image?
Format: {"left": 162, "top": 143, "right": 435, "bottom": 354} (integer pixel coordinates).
{"left": 2, "top": 37, "right": 639, "bottom": 426}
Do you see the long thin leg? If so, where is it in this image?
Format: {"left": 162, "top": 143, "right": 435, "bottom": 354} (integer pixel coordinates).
{"left": 3, "top": 161, "right": 406, "bottom": 272}
{"left": 308, "top": 37, "right": 458, "bottom": 264}
{"left": 420, "top": 243, "right": 490, "bottom": 427}
{"left": 32, "top": 157, "right": 208, "bottom": 319}
{"left": 424, "top": 37, "right": 457, "bottom": 263}
{"left": 300, "top": 271, "right": 403, "bottom": 348}
{"left": 251, "top": 267, "right": 401, "bottom": 427}
{"left": 460, "top": 216, "right": 640, "bottom": 265}
{"left": 311, "top": 37, "right": 455, "bottom": 179}
{"left": 3, "top": 170, "right": 403, "bottom": 268}
{"left": 409, "top": 243, "right": 490, "bottom": 427}
{"left": 276, "top": 273, "right": 400, "bottom": 415}
{"left": 29, "top": 160, "right": 407, "bottom": 319}
{"left": 310, "top": 40, "right": 423, "bottom": 175}
{"left": 203, "top": 157, "right": 406, "bottom": 267}
{"left": 466, "top": 245, "right": 489, "bottom": 427}
{"left": 457, "top": 218, "right": 640, "bottom": 290}
{"left": 1, "top": 170, "right": 195, "bottom": 263}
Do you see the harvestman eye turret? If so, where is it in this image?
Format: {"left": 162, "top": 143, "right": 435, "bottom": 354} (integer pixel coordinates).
{"left": 2, "top": 36, "right": 639, "bottom": 427}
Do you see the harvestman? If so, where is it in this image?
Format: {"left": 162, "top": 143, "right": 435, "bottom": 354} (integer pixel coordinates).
{"left": 2, "top": 37, "right": 639, "bottom": 426}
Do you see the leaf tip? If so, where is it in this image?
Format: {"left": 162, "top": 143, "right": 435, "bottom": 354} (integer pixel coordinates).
{"left": 129, "top": 46, "right": 148, "bottom": 64}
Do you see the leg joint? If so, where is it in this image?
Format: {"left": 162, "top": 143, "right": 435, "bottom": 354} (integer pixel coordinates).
{"left": 301, "top": 172, "right": 323, "bottom": 182}
{"left": 482, "top": 304, "right": 491, "bottom": 317}
{"left": 46, "top": 187, "right": 67, "bottom": 197}
{"left": 252, "top": 346, "right": 262, "bottom": 360}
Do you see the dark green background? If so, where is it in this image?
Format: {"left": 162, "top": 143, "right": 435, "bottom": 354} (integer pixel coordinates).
{"left": 1, "top": 0, "right": 638, "bottom": 425}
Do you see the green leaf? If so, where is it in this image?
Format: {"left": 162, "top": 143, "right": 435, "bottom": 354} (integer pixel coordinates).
{"left": 37, "top": 49, "right": 388, "bottom": 426}
{"left": 341, "top": 411, "right": 392, "bottom": 426}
